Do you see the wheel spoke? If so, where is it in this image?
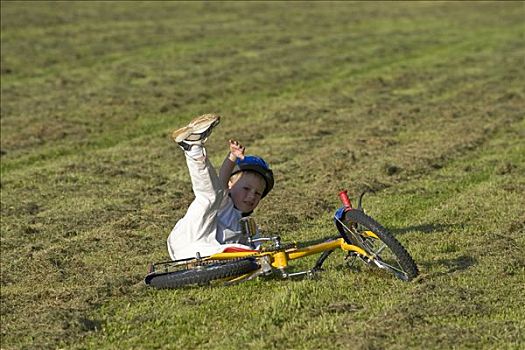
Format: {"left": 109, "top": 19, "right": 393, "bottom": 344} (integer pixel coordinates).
{"left": 372, "top": 242, "right": 387, "bottom": 255}
{"left": 366, "top": 240, "right": 409, "bottom": 278}
{"left": 336, "top": 217, "right": 367, "bottom": 247}
{"left": 374, "top": 259, "right": 405, "bottom": 274}
{"left": 374, "top": 260, "right": 409, "bottom": 280}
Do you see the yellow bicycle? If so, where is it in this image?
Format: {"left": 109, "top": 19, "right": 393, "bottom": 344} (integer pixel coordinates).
{"left": 145, "top": 190, "right": 419, "bottom": 289}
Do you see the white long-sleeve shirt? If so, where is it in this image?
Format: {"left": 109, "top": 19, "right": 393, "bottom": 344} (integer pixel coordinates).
{"left": 167, "top": 153, "right": 257, "bottom": 260}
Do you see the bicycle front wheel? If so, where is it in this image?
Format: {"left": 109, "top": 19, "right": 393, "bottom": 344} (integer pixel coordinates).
{"left": 145, "top": 258, "right": 260, "bottom": 289}
{"left": 341, "top": 209, "right": 419, "bottom": 281}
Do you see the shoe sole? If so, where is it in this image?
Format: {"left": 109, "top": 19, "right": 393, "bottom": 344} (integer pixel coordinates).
{"left": 172, "top": 114, "right": 220, "bottom": 143}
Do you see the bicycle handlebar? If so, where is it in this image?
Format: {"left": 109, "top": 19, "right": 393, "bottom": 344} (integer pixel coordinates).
{"left": 339, "top": 190, "right": 352, "bottom": 209}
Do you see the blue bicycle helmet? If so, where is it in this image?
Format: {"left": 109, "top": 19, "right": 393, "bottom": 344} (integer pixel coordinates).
{"left": 232, "top": 155, "right": 274, "bottom": 198}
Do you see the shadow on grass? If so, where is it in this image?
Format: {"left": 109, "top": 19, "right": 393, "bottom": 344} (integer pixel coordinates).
{"left": 420, "top": 255, "right": 477, "bottom": 276}
{"left": 391, "top": 223, "right": 455, "bottom": 235}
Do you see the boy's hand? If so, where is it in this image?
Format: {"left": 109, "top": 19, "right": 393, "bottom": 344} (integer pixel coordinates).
{"left": 228, "top": 139, "right": 245, "bottom": 161}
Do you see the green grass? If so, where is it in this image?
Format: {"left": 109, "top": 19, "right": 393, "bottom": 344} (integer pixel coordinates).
{"left": 1, "top": 2, "right": 524, "bottom": 349}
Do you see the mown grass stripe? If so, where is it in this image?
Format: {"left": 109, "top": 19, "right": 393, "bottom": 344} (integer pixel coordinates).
{"left": 2, "top": 22, "right": 521, "bottom": 176}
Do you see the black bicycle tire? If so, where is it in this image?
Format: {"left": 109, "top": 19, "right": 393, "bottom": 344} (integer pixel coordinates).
{"left": 146, "top": 258, "right": 260, "bottom": 289}
{"left": 343, "top": 209, "right": 419, "bottom": 281}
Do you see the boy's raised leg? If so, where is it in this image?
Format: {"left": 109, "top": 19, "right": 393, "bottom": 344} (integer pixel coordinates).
{"left": 167, "top": 114, "right": 225, "bottom": 260}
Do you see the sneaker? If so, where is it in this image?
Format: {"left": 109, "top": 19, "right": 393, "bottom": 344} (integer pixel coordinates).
{"left": 171, "top": 114, "right": 220, "bottom": 150}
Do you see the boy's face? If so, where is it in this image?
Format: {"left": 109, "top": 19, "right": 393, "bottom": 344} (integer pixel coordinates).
{"left": 229, "top": 172, "right": 266, "bottom": 213}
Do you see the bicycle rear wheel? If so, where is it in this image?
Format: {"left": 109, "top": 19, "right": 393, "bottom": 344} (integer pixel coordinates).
{"left": 340, "top": 209, "right": 419, "bottom": 281}
{"left": 145, "top": 258, "right": 260, "bottom": 289}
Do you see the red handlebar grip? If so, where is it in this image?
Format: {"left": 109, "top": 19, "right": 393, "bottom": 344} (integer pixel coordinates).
{"left": 339, "top": 190, "right": 352, "bottom": 209}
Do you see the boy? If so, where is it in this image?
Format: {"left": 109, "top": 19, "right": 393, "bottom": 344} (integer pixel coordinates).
{"left": 167, "top": 114, "right": 274, "bottom": 260}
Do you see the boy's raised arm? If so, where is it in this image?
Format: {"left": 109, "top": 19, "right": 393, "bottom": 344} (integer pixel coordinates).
{"left": 219, "top": 139, "right": 245, "bottom": 190}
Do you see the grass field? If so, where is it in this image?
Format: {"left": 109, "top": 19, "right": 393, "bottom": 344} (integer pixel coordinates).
{"left": 1, "top": 1, "right": 524, "bottom": 349}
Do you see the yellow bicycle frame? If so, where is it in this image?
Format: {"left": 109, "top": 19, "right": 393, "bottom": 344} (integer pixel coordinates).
{"left": 207, "top": 233, "right": 378, "bottom": 270}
